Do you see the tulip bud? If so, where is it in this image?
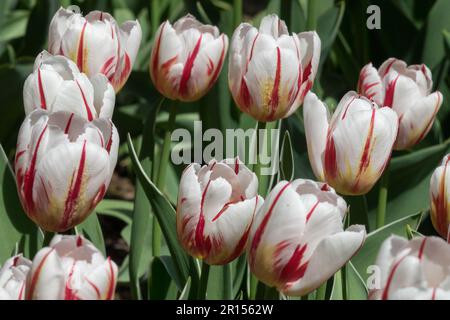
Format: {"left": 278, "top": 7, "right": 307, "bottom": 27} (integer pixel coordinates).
{"left": 0, "top": 255, "right": 31, "bottom": 300}
{"left": 150, "top": 14, "right": 229, "bottom": 102}
{"left": 369, "top": 235, "right": 450, "bottom": 300}
{"left": 48, "top": 7, "right": 142, "bottom": 92}
{"left": 248, "top": 179, "right": 365, "bottom": 296}
{"left": 358, "top": 58, "right": 443, "bottom": 150}
{"left": 430, "top": 154, "right": 450, "bottom": 239}
{"left": 176, "top": 158, "right": 263, "bottom": 265}
{"left": 24, "top": 51, "right": 115, "bottom": 120}
{"left": 303, "top": 91, "right": 399, "bottom": 195}
{"left": 27, "top": 235, "right": 118, "bottom": 300}
{"left": 15, "top": 109, "right": 119, "bottom": 232}
{"left": 228, "top": 14, "right": 320, "bottom": 122}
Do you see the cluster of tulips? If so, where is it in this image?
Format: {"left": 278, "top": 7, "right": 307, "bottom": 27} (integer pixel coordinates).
{"left": 0, "top": 5, "right": 449, "bottom": 300}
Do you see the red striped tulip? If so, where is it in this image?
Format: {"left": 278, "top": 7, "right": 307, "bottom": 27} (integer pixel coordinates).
{"left": 176, "top": 158, "right": 263, "bottom": 265}
{"left": 15, "top": 110, "right": 118, "bottom": 232}
{"left": 369, "top": 236, "right": 450, "bottom": 300}
{"left": 303, "top": 91, "right": 398, "bottom": 195}
{"left": 0, "top": 255, "right": 31, "bottom": 300}
{"left": 248, "top": 179, "right": 365, "bottom": 296}
{"left": 24, "top": 51, "right": 115, "bottom": 120}
{"left": 48, "top": 6, "right": 142, "bottom": 92}
{"left": 150, "top": 14, "right": 228, "bottom": 102}
{"left": 228, "top": 14, "right": 320, "bottom": 122}
{"left": 430, "top": 154, "right": 450, "bottom": 239}
{"left": 27, "top": 235, "right": 117, "bottom": 300}
{"left": 358, "top": 58, "right": 443, "bottom": 150}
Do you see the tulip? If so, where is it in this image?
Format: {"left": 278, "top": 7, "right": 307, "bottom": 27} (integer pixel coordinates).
{"left": 303, "top": 91, "right": 398, "bottom": 195}
{"left": 369, "top": 235, "right": 450, "bottom": 300}
{"left": 228, "top": 14, "right": 320, "bottom": 122}
{"left": 248, "top": 179, "right": 365, "bottom": 296}
{"left": 150, "top": 14, "right": 229, "bottom": 102}
{"left": 358, "top": 58, "right": 443, "bottom": 150}
{"left": 0, "top": 255, "right": 31, "bottom": 300}
{"left": 27, "top": 235, "right": 118, "bottom": 300}
{"left": 176, "top": 158, "right": 263, "bottom": 265}
{"left": 430, "top": 154, "right": 450, "bottom": 239}
{"left": 15, "top": 109, "right": 118, "bottom": 232}
{"left": 24, "top": 51, "right": 115, "bottom": 120}
{"left": 48, "top": 6, "right": 142, "bottom": 92}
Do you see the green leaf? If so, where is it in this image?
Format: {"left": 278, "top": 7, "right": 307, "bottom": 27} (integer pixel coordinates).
{"left": 178, "top": 277, "right": 192, "bottom": 300}
{"left": 0, "top": 10, "right": 30, "bottom": 43}
{"left": 423, "top": 0, "right": 450, "bottom": 69}
{"left": 77, "top": 213, "right": 106, "bottom": 256}
{"left": 367, "top": 141, "right": 450, "bottom": 228}
{"left": 331, "top": 261, "right": 368, "bottom": 300}
{"left": 127, "top": 134, "right": 191, "bottom": 285}
{"left": 0, "top": 144, "right": 37, "bottom": 263}
{"left": 207, "top": 264, "right": 233, "bottom": 300}
{"left": 148, "top": 256, "right": 178, "bottom": 300}
{"left": 352, "top": 212, "right": 422, "bottom": 282}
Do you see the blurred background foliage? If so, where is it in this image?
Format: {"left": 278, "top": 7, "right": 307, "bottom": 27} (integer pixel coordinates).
{"left": 0, "top": 0, "right": 449, "bottom": 299}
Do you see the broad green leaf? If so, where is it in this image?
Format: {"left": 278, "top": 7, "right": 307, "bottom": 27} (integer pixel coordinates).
{"left": 0, "top": 144, "right": 37, "bottom": 263}
{"left": 207, "top": 264, "right": 233, "bottom": 300}
{"left": 77, "top": 213, "right": 106, "bottom": 256}
{"left": 129, "top": 100, "right": 159, "bottom": 299}
{"left": 0, "top": 10, "right": 29, "bottom": 43}
{"left": 331, "top": 261, "right": 367, "bottom": 300}
{"left": 148, "top": 256, "right": 178, "bottom": 300}
{"left": 127, "top": 134, "right": 191, "bottom": 285}
{"left": 367, "top": 141, "right": 450, "bottom": 228}
{"left": 352, "top": 212, "right": 422, "bottom": 282}
{"left": 423, "top": 0, "right": 450, "bottom": 69}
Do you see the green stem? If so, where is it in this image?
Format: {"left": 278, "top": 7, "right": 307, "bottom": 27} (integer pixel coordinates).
{"left": 341, "top": 264, "right": 347, "bottom": 300}
{"left": 223, "top": 263, "right": 233, "bottom": 300}
{"left": 151, "top": 0, "right": 160, "bottom": 37}
{"left": 42, "top": 231, "right": 54, "bottom": 247}
{"left": 197, "top": 262, "right": 210, "bottom": 300}
{"left": 306, "top": 0, "right": 317, "bottom": 30}
{"left": 280, "top": 0, "right": 291, "bottom": 29}
{"left": 152, "top": 102, "right": 177, "bottom": 257}
{"left": 376, "top": 170, "right": 389, "bottom": 229}
{"left": 233, "top": 0, "right": 242, "bottom": 28}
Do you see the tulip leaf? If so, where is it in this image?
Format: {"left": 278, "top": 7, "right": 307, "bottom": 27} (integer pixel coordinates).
{"left": 127, "top": 134, "right": 191, "bottom": 286}
{"left": 367, "top": 141, "right": 450, "bottom": 228}
{"left": 148, "top": 256, "right": 179, "bottom": 300}
{"left": 331, "top": 261, "right": 368, "bottom": 300}
{"left": 179, "top": 277, "right": 192, "bottom": 300}
{"left": 0, "top": 144, "right": 38, "bottom": 264}
{"left": 351, "top": 211, "right": 423, "bottom": 282}
{"left": 423, "top": 0, "right": 450, "bottom": 69}
{"left": 207, "top": 264, "right": 233, "bottom": 300}
{"left": 77, "top": 213, "right": 106, "bottom": 256}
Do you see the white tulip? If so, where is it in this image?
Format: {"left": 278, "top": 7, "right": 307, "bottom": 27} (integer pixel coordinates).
{"left": 228, "top": 14, "right": 320, "bottom": 122}
{"left": 15, "top": 110, "right": 118, "bottom": 232}
{"left": 248, "top": 179, "right": 365, "bottom": 296}
{"left": 177, "top": 158, "right": 262, "bottom": 265}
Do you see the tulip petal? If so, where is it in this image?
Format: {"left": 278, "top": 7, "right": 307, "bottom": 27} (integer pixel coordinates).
{"left": 303, "top": 92, "right": 329, "bottom": 181}
{"left": 90, "top": 74, "right": 115, "bottom": 119}
{"left": 395, "top": 91, "right": 442, "bottom": 150}
{"left": 284, "top": 225, "right": 366, "bottom": 296}
{"left": 358, "top": 63, "right": 384, "bottom": 105}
